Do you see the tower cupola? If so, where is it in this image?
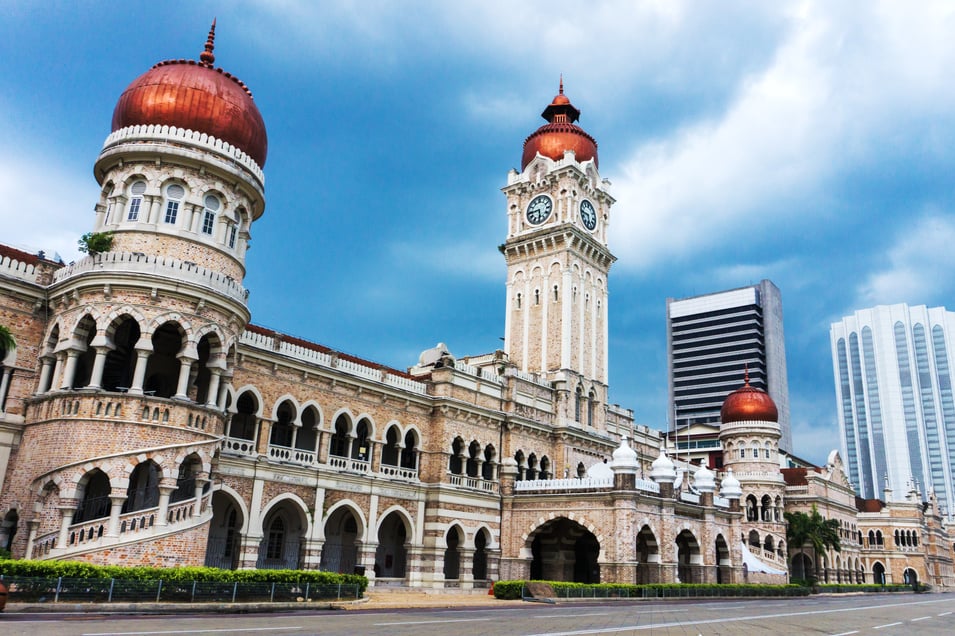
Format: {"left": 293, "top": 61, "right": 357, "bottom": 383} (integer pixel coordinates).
{"left": 521, "top": 79, "right": 598, "bottom": 170}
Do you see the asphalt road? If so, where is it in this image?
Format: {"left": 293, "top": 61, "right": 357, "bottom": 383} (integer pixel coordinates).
{"left": 1, "top": 593, "right": 953, "bottom": 636}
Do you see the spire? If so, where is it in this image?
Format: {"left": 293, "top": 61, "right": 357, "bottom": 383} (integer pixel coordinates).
{"left": 200, "top": 18, "right": 217, "bottom": 66}
{"left": 559, "top": 74, "right": 564, "bottom": 96}
{"left": 743, "top": 364, "right": 750, "bottom": 386}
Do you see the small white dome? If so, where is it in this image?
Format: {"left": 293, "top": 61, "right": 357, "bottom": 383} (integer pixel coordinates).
{"left": 720, "top": 467, "right": 742, "bottom": 499}
{"left": 587, "top": 461, "right": 613, "bottom": 480}
{"left": 611, "top": 435, "right": 639, "bottom": 474}
{"left": 649, "top": 447, "right": 676, "bottom": 484}
{"left": 694, "top": 464, "right": 715, "bottom": 493}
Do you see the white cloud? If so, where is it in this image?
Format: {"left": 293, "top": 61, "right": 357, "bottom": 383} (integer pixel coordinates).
{"left": 609, "top": 1, "right": 955, "bottom": 271}
{"left": 389, "top": 239, "right": 500, "bottom": 281}
{"left": 856, "top": 212, "right": 955, "bottom": 307}
{"left": 0, "top": 147, "right": 94, "bottom": 264}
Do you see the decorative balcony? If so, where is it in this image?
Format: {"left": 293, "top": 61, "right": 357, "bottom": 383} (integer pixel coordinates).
{"left": 448, "top": 473, "right": 498, "bottom": 493}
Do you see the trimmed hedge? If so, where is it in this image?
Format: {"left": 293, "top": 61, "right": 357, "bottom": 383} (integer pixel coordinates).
{"left": 817, "top": 583, "right": 921, "bottom": 593}
{"left": 493, "top": 580, "right": 809, "bottom": 600}
{"left": 0, "top": 559, "right": 367, "bottom": 593}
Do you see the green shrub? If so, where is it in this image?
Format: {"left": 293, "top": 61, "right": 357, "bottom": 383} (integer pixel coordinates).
{"left": 0, "top": 560, "right": 367, "bottom": 593}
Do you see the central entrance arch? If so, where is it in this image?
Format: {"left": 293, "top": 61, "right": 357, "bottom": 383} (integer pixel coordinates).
{"left": 529, "top": 517, "right": 600, "bottom": 583}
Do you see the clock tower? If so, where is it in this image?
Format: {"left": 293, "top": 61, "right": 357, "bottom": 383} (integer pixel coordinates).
{"left": 501, "top": 82, "right": 615, "bottom": 425}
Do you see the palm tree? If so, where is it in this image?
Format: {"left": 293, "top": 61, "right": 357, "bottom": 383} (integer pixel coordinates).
{"left": 0, "top": 324, "right": 14, "bottom": 357}
{"left": 785, "top": 504, "right": 841, "bottom": 583}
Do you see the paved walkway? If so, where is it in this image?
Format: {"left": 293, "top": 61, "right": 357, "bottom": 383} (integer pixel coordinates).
{"left": 349, "top": 588, "right": 519, "bottom": 610}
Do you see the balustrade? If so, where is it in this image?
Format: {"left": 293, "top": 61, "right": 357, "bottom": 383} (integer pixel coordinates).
{"left": 449, "top": 473, "right": 498, "bottom": 493}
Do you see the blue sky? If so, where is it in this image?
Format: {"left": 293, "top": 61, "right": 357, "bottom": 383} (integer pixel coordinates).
{"left": 3, "top": 1, "right": 955, "bottom": 465}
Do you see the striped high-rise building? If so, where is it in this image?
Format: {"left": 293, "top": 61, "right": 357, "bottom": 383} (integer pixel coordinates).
{"left": 667, "top": 280, "right": 792, "bottom": 453}
{"left": 831, "top": 304, "right": 955, "bottom": 517}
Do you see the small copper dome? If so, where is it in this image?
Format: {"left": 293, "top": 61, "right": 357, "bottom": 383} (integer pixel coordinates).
{"left": 111, "top": 21, "right": 268, "bottom": 167}
{"left": 521, "top": 79, "right": 597, "bottom": 170}
{"left": 720, "top": 371, "right": 778, "bottom": 424}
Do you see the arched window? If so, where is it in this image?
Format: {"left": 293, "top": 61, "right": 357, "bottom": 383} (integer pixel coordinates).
{"left": 122, "top": 461, "right": 160, "bottom": 514}
{"left": 526, "top": 453, "right": 539, "bottom": 480}
{"left": 746, "top": 495, "right": 758, "bottom": 521}
{"left": 382, "top": 427, "right": 400, "bottom": 466}
{"left": 539, "top": 456, "right": 551, "bottom": 480}
{"left": 127, "top": 180, "right": 146, "bottom": 221}
{"left": 266, "top": 516, "right": 285, "bottom": 560}
{"left": 201, "top": 194, "right": 219, "bottom": 235}
{"left": 163, "top": 184, "right": 185, "bottom": 225}
{"left": 401, "top": 431, "right": 418, "bottom": 470}
{"left": 466, "top": 440, "right": 481, "bottom": 477}
{"left": 575, "top": 386, "right": 582, "bottom": 422}
{"left": 228, "top": 211, "right": 240, "bottom": 249}
{"left": 449, "top": 437, "right": 464, "bottom": 475}
{"left": 482, "top": 444, "right": 496, "bottom": 480}
{"left": 329, "top": 415, "right": 350, "bottom": 457}
{"left": 587, "top": 391, "right": 595, "bottom": 427}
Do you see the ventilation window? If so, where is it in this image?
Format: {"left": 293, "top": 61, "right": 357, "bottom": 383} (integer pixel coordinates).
{"left": 516, "top": 293, "right": 522, "bottom": 310}
{"left": 534, "top": 289, "right": 540, "bottom": 305}
{"left": 201, "top": 194, "right": 219, "bottom": 235}
{"left": 553, "top": 285, "right": 559, "bottom": 301}
{"left": 127, "top": 181, "right": 147, "bottom": 221}
{"left": 164, "top": 184, "right": 185, "bottom": 224}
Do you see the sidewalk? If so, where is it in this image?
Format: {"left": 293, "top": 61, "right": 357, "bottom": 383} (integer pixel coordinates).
{"left": 1, "top": 588, "right": 520, "bottom": 614}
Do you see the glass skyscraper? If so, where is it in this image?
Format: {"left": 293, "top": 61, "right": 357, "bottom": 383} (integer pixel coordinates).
{"left": 831, "top": 304, "right": 955, "bottom": 518}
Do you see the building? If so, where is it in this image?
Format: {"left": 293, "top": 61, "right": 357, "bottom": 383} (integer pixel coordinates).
{"left": 667, "top": 280, "right": 793, "bottom": 453}
{"left": 0, "top": 26, "right": 950, "bottom": 589}
{"left": 831, "top": 304, "right": 955, "bottom": 517}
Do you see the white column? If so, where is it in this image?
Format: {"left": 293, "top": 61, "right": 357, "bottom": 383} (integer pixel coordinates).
{"left": 590, "top": 284, "right": 598, "bottom": 380}
{"left": 56, "top": 505, "right": 76, "bottom": 549}
{"left": 128, "top": 348, "right": 151, "bottom": 395}
{"left": 59, "top": 350, "right": 80, "bottom": 390}
{"left": 602, "top": 287, "right": 610, "bottom": 384}
{"left": 87, "top": 347, "right": 110, "bottom": 390}
{"left": 50, "top": 351, "right": 66, "bottom": 391}
{"left": 0, "top": 367, "right": 12, "bottom": 411}
{"left": 105, "top": 494, "right": 126, "bottom": 537}
{"left": 561, "top": 268, "right": 573, "bottom": 369}
{"left": 540, "top": 271, "right": 549, "bottom": 372}
{"left": 503, "top": 280, "right": 513, "bottom": 356}
{"left": 173, "top": 355, "right": 196, "bottom": 400}
{"left": 521, "top": 277, "right": 530, "bottom": 372}
{"left": 205, "top": 369, "right": 222, "bottom": 407}
{"left": 36, "top": 355, "right": 54, "bottom": 394}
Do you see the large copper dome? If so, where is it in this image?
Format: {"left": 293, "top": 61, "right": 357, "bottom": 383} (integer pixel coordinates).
{"left": 720, "top": 373, "right": 779, "bottom": 424}
{"left": 521, "top": 80, "right": 598, "bottom": 170}
{"left": 111, "top": 22, "right": 268, "bottom": 167}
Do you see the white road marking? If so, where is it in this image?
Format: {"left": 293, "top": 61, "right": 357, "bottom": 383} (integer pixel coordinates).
{"left": 376, "top": 618, "right": 493, "bottom": 626}
{"left": 939, "top": 611, "right": 953, "bottom": 616}
{"left": 911, "top": 616, "right": 930, "bottom": 621}
{"left": 829, "top": 631, "right": 859, "bottom": 636}
{"left": 84, "top": 629, "right": 301, "bottom": 636}
{"left": 873, "top": 622, "right": 902, "bottom": 629}
{"left": 522, "top": 597, "right": 955, "bottom": 636}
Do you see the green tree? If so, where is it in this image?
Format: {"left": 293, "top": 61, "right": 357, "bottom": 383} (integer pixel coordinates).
{"left": 785, "top": 504, "right": 841, "bottom": 581}
{"left": 77, "top": 231, "right": 114, "bottom": 256}
{"left": 0, "top": 324, "right": 15, "bottom": 355}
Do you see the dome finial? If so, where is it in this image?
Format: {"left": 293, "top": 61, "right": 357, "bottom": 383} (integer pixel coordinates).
{"left": 559, "top": 74, "right": 564, "bottom": 95}
{"left": 200, "top": 18, "right": 217, "bottom": 66}
{"left": 743, "top": 364, "right": 750, "bottom": 386}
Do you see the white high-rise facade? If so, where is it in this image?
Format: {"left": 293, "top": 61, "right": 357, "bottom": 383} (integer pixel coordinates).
{"left": 831, "top": 304, "right": 955, "bottom": 517}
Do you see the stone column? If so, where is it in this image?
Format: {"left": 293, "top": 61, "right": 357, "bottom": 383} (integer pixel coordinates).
{"left": 50, "top": 351, "right": 66, "bottom": 391}
{"left": 205, "top": 369, "right": 222, "bottom": 407}
{"left": 173, "top": 354, "right": 197, "bottom": 400}
{"left": 128, "top": 348, "right": 151, "bottom": 395}
{"left": 360, "top": 542, "right": 379, "bottom": 587}
{"left": 217, "top": 375, "right": 232, "bottom": 410}
{"left": 36, "top": 355, "right": 55, "bottom": 394}
{"left": 56, "top": 503, "right": 77, "bottom": 549}
{"left": 460, "top": 548, "right": 476, "bottom": 589}
{"left": 193, "top": 475, "right": 209, "bottom": 516}
{"left": 87, "top": 347, "right": 111, "bottom": 390}
{"left": 24, "top": 519, "right": 41, "bottom": 560}
{"left": 106, "top": 494, "right": 126, "bottom": 537}
{"left": 0, "top": 367, "right": 12, "bottom": 411}
{"left": 59, "top": 349, "right": 80, "bottom": 389}
{"left": 156, "top": 482, "right": 177, "bottom": 526}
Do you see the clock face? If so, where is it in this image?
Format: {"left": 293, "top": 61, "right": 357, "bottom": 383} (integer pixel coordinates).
{"left": 580, "top": 199, "right": 597, "bottom": 231}
{"left": 526, "top": 195, "right": 553, "bottom": 225}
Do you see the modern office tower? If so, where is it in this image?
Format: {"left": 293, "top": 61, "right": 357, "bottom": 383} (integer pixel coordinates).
{"left": 831, "top": 304, "right": 955, "bottom": 517}
{"left": 667, "top": 280, "right": 792, "bottom": 453}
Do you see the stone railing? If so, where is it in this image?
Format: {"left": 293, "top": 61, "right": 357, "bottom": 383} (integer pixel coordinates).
{"left": 448, "top": 473, "right": 498, "bottom": 493}
{"left": 680, "top": 491, "right": 701, "bottom": 504}
{"left": 453, "top": 361, "right": 504, "bottom": 383}
{"left": 0, "top": 253, "right": 37, "bottom": 283}
{"left": 52, "top": 252, "right": 249, "bottom": 304}
{"left": 104, "top": 124, "right": 264, "bottom": 184}
{"left": 714, "top": 495, "right": 730, "bottom": 508}
{"left": 240, "top": 332, "right": 428, "bottom": 395}
{"left": 514, "top": 477, "right": 612, "bottom": 492}
{"left": 267, "top": 443, "right": 316, "bottom": 465}
{"left": 636, "top": 478, "right": 661, "bottom": 493}
{"left": 31, "top": 392, "right": 225, "bottom": 436}
{"left": 224, "top": 436, "right": 256, "bottom": 457}
{"left": 378, "top": 464, "right": 418, "bottom": 480}
{"left": 328, "top": 456, "right": 370, "bottom": 473}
